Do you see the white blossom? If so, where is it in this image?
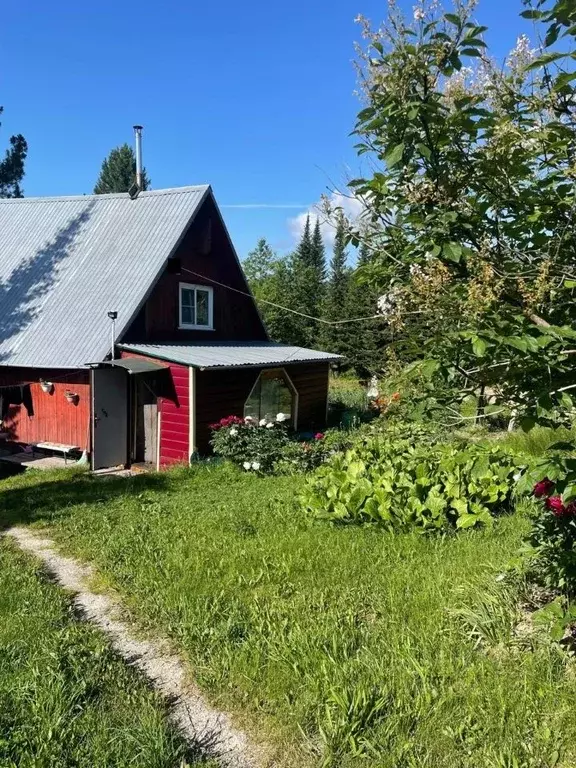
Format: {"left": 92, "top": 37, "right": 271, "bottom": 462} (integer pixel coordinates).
{"left": 251, "top": 461, "right": 261, "bottom": 470}
{"left": 229, "top": 428, "right": 238, "bottom": 437}
{"left": 244, "top": 416, "right": 255, "bottom": 423}
{"left": 276, "top": 412, "right": 289, "bottom": 422}
{"left": 266, "top": 422, "right": 274, "bottom": 429}
{"left": 367, "top": 375, "right": 379, "bottom": 399}
{"left": 507, "top": 34, "right": 536, "bottom": 71}
{"left": 243, "top": 461, "right": 251, "bottom": 470}
{"left": 413, "top": 6, "right": 425, "bottom": 21}
{"left": 259, "top": 418, "right": 267, "bottom": 426}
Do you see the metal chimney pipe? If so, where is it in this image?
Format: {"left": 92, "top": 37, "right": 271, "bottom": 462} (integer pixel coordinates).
{"left": 133, "top": 125, "right": 143, "bottom": 190}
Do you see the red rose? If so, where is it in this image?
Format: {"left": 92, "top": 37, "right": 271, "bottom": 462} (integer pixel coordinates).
{"left": 533, "top": 478, "right": 555, "bottom": 498}
{"left": 314, "top": 432, "right": 325, "bottom": 441}
{"left": 566, "top": 502, "right": 576, "bottom": 517}
{"left": 546, "top": 495, "right": 567, "bottom": 517}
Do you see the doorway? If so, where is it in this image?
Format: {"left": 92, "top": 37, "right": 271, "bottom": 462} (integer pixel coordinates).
{"left": 132, "top": 376, "right": 158, "bottom": 467}
{"left": 91, "top": 367, "right": 129, "bottom": 470}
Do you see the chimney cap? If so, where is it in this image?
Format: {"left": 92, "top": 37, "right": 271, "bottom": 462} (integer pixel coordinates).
{"left": 133, "top": 124, "right": 143, "bottom": 130}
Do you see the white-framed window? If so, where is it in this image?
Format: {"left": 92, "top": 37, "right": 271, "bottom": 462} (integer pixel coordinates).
{"left": 179, "top": 283, "right": 214, "bottom": 330}
{"left": 244, "top": 368, "right": 298, "bottom": 427}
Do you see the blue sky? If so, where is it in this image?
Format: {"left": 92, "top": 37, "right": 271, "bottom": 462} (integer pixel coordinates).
{"left": 3, "top": 0, "right": 528, "bottom": 259}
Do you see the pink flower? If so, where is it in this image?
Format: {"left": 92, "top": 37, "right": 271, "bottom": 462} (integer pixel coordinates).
{"left": 533, "top": 478, "right": 555, "bottom": 498}
{"left": 546, "top": 495, "right": 567, "bottom": 517}
{"left": 314, "top": 432, "right": 325, "bottom": 441}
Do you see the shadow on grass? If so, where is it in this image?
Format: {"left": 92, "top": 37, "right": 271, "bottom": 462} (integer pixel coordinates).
{"left": 0, "top": 470, "right": 173, "bottom": 530}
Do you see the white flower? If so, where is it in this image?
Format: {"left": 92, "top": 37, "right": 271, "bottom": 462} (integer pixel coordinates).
{"left": 276, "top": 412, "right": 289, "bottom": 422}
{"left": 266, "top": 422, "right": 274, "bottom": 429}
{"left": 229, "top": 428, "right": 238, "bottom": 436}
{"left": 413, "top": 6, "right": 425, "bottom": 21}
{"left": 259, "top": 418, "right": 267, "bottom": 427}
{"left": 244, "top": 416, "right": 255, "bottom": 423}
{"left": 251, "top": 461, "right": 261, "bottom": 470}
{"left": 243, "top": 461, "right": 251, "bottom": 470}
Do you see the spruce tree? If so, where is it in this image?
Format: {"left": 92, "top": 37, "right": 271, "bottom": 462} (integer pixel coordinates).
{"left": 94, "top": 144, "right": 150, "bottom": 194}
{"left": 346, "top": 243, "right": 387, "bottom": 378}
{"left": 0, "top": 107, "right": 27, "bottom": 198}
{"left": 321, "top": 213, "right": 351, "bottom": 356}
{"left": 287, "top": 215, "right": 327, "bottom": 347}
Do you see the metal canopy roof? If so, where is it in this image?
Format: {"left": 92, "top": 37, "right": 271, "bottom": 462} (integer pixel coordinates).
{"left": 87, "top": 358, "right": 165, "bottom": 375}
{"left": 0, "top": 186, "right": 210, "bottom": 369}
{"left": 118, "top": 342, "right": 342, "bottom": 370}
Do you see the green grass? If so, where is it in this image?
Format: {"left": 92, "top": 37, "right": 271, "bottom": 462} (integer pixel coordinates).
{"left": 2, "top": 465, "right": 576, "bottom": 766}
{"left": 0, "top": 535, "right": 212, "bottom": 767}
{"left": 496, "top": 425, "right": 575, "bottom": 457}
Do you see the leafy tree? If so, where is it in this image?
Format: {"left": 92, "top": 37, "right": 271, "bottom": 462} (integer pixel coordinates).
{"left": 0, "top": 107, "right": 27, "bottom": 198}
{"left": 94, "top": 144, "right": 150, "bottom": 194}
{"left": 341, "top": 0, "right": 576, "bottom": 426}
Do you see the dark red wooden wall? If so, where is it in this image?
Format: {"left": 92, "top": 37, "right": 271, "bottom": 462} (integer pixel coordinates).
{"left": 120, "top": 351, "right": 189, "bottom": 466}
{"left": 194, "top": 362, "right": 330, "bottom": 453}
{"left": 0, "top": 368, "right": 90, "bottom": 449}
{"left": 122, "top": 196, "right": 268, "bottom": 345}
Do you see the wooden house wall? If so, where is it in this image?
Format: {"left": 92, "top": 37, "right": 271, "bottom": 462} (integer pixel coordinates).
{"left": 120, "top": 351, "right": 189, "bottom": 466}
{"left": 122, "top": 196, "right": 268, "bottom": 345}
{"left": 0, "top": 368, "right": 90, "bottom": 449}
{"left": 194, "top": 362, "right": 330, "bottom": 453}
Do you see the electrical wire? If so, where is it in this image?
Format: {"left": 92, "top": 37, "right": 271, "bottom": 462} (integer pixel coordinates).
{"left": 180, "top": 267, "right": 383, "bottom": 326}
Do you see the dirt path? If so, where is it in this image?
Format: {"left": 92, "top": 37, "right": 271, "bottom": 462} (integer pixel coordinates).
{"left": 5, "top": 526, "right": 261, "bottom": 768}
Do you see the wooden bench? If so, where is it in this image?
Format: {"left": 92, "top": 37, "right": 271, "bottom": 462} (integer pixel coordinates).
{"left": 32, "top": 442, "right": 80, "bottom": 465}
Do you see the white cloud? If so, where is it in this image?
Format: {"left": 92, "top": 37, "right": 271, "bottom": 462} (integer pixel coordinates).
{"left": 287, "top": 192, "right": 364, "bottom": 248}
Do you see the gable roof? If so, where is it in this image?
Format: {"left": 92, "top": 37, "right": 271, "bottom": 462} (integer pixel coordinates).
{"left": 0, "top": 185, "right": 210, "bottom": 368}
{"left": 118, "top": 342, "right": 342, "bottom": 369}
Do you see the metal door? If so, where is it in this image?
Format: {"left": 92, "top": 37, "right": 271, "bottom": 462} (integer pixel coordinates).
{"left": 91, "top": 367, "right": 128, "bottom": 470}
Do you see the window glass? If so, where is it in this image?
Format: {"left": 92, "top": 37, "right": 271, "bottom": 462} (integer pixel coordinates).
{"left": 196, "top": 289, "right": 210, "bottom": 327}
{"left": 244, "top": 369, "right": 294, "bottom": 424}
{"left": 181, "top": 288, "right": 195, "bottom": 326}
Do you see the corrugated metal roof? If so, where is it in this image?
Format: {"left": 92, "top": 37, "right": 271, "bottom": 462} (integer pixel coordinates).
{"left": 119, "top": 342, "right": 342, "bottom": 369}
{"left": 0, "top": 186, "right": 210, "bottom": 368}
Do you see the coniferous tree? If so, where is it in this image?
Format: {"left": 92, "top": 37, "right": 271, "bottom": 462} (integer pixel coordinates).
{"left": 0, "top": 108, "right": 27, "bottom": 198}
{"left": 243, "top": 238, "right": 295, "bottom": 342}
{"left": 346, "top": 242, "right": 387, "bottom": 378}
{"left": 287, "top": 215, "right": 327, "bottom": 347}
{"left": 321, "top": 213, "right": 351, "bottom": 356}
{"left": 94, "top": 144, "right": 150, "bottom": 194}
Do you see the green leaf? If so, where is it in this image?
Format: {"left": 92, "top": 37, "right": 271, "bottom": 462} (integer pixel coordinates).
{"left": 443, "top": 242, "right": 462, "bottom": 262}
{"left": 471, "top": 337, "right": 487, "bottom": 357}
{"left": 417, "top": 143, "right": 431, "bottom": 160}
{"left": 444, "top": 12, "right": 462, "bottom": 25}
{"left": 384, "top": 143, "right": 405, "bottom": 167}
{"left": 520, "top": 9, "right": 543, "bottom": 19}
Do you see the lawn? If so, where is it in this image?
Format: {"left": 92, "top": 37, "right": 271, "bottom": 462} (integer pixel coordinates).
{"left": 2, "top": 463, "right": 576, "bottom": 767}
{"left": 0, "top": 534, "right": 211, "bottom": 767}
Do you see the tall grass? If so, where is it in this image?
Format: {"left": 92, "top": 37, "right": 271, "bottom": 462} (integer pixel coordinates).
{"left": 0, "top": 538, "right": 211, "bottom": 767}
{"left": 497, "top": 425, "right": 575, "bottom": 457}
{"left": 2, "top": 465, "right": 576, "bottom": 766}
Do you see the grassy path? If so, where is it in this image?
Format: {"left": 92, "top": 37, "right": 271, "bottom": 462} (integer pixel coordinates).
{"left": 0, "top": 536, "right": 212, "bottom": 767}
{"left": 3, "top": 464, "right": 576, "bottom": 766}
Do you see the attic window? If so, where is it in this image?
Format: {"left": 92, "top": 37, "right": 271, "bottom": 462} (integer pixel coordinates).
{"left": 244, "top": 368, "right": 298, "bottom": 427}
{"left": 179, "top": 283, "right": 214, "bottom": 330}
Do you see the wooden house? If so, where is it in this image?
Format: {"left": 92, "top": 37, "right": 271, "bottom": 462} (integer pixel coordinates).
{"left": 0, "top": 186, "right": 339, "bottom": 469}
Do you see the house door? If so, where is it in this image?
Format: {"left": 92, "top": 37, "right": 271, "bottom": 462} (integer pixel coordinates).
{"left": 91, "top": 367, "right": 128, "bottom": 470}
{"left": 133, "top": 376, "right": 158, "bottom": 466}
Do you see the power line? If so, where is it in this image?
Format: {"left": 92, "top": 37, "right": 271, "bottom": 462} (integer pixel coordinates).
{"left": 180, "top": 268, "right": 383, "bottom": 326}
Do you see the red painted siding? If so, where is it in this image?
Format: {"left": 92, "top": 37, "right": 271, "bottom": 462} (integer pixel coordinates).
{"left": 120, "top": 351, "right": 189, "bottom": 467}
{"left": 0, "top": 368, "right": 90, "bottom": 449}
{"left": 121, "top": 196, "right": 268, "bottom": 345}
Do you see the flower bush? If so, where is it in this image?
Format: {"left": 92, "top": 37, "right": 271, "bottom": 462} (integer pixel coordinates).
{"left": 522, "top": 474, "right": 576, "bottom": 597}
{"left": 210, "top": 414, "right": 290, "bottom": 473}
{"left": 302, "top": 432, "right": 520, "bottom": 531}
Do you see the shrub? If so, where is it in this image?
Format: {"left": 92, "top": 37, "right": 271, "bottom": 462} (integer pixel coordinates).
{"left": 210, "top": 415, "right": 290, "bottom": 473}
{"left": 302, "top": 433, "right": 519, "bottom": 531}
{"left": 518, "top": 452, "right": 576, "bottom": 597}
{"left": 273, "top": 430, "right": 355, "bottom": 474}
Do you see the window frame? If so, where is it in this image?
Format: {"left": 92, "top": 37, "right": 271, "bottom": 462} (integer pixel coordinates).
{"left": 178, "top": 283, "right": 214, "bottom": 331}
{"left": 244, "top": 367, "right": 299, "bottom": 428}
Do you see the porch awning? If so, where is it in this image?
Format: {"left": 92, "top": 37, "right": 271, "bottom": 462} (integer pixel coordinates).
{"left": 87, "top": 359, "right": 165, "bottom": 375}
